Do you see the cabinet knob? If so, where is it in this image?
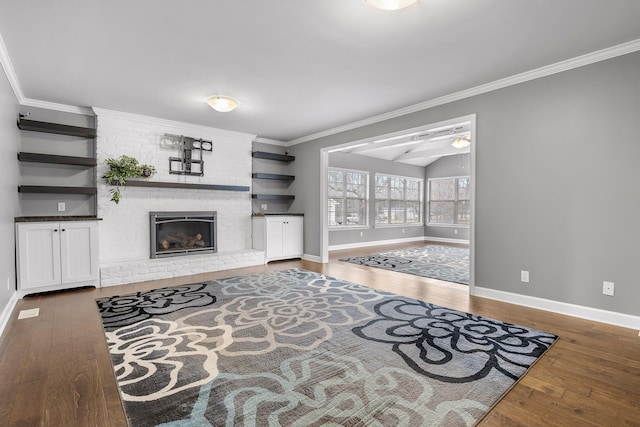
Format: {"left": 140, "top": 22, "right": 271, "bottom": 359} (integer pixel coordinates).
{"left": 61, "top": 229, "right": 66, "bottom": 232}
{"left": 53, "top": 229, "right": 58, "bottom": 232}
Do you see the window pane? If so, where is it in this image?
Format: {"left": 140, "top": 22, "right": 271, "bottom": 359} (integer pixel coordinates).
{"left": 458, "top": 177, "right": 470, "bottom": 201}
{"left": 390, "top": 178, "right": 404, "bottom": 200}
{"left": 456, "top": 200, "right": 470, "bottom": 225}
{"left": 406, "top": 201, "right": 421, "bottom": 223}
{"left": 406, "top": 180, "right": 420, "bottom": 201}
{"left": 375, "top": 200, "right": 389, "bottom": 224}
{"left": 390, "top": 200, "right": 405, "bottom": 224}
{"left": 430, "top": 178, "right": 455, "bottom": 201}
{"left": 329, "top": 168, "right": 368, "bottom": 227}
{"left": 375, "top": 175, "right": 389, "bottom": 199}
{"left": 429, "top": 201, "right": 454, "bottom": 223}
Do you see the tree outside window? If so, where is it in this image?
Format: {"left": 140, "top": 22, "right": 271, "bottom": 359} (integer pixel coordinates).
{"left": 328, "top": 168, "right": 368, "bottom": 227}
{"left": 428, "top": 176, "right": 470, "bottom": 225}
{"left": 375, "top": 174, "right": 422, "bottom": 225}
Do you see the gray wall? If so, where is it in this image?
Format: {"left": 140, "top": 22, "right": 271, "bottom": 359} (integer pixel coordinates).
{"left": 290, "top": 50, "right": 640, "bottom": 317}
{"left": 424, "top": 153, "right": 471, "bottom": 241}
{"left": 0, "top": 67, "right": 20, "bottom": 318}
{"left": 328, "top": 151, "right": 425, "bottom": 246}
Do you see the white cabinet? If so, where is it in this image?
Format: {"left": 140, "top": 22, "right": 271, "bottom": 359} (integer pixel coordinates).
{"left": 16, "top": 221, "right": 99, "bottom": 295}
{"left": 252, "top": 215, "right": 303, "bottom": 262}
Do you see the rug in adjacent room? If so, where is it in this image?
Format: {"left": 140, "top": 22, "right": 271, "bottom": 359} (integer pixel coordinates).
{"left": 96, "top": 269, "right": 556, "bottom": 427}
{"left": 340, "top": 244, "right": 470, "bottom": 284}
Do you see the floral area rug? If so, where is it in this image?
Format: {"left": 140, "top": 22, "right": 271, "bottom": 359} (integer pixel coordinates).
{"left": 340, "top": 245, "right": 470, "bottom": 285}
{"left": 96, "top": 269, "right": 556, "bottom": 427}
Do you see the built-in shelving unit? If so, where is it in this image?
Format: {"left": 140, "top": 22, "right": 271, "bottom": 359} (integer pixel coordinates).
{"left": 124, "top": 180, "right": 250, "bottom": 192}
{"left": 17, "top": 115, "right": 97, "bottom": 216}
{"left": 251, "top": 150, "right": 295, "bottom": 203}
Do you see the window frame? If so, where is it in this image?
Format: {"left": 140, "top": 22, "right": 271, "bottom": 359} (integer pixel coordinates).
{"left": 374, "top": 173, "right": 423, "bottom": 227}
{"left": 327, "top": 167, "right": 369, "bottom": 229}
{"left": 427, "top": 175, "right": 471, "bottom": 227}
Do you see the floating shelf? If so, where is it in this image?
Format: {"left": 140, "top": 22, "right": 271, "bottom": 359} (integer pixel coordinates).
{"left": 18, "top": 185, "right": 97, "bottom": 195}
{"left": 123, "top": 180, "right": 250, "bottom": 192}
{"left": 252, "top": 151, "right": 295, "bottom": 162}
{"left": 252, "top": 173, "right": 295, "bottom": 181}
{"left": 251, "top": 194, "right": 296, "bottom": 200}
{"left": 18, "top": 152, "right": 97, "bottom": 167}
{"left": 17, "top": 118, "right": 97, "bottom": 138}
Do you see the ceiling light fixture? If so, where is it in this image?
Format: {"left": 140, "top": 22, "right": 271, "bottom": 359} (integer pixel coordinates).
{"left": 365, "top": 0, "right": 418, "bottom": 10}
{"left": 451, "top": 137, "right": 471, "bottom": 149}
{"left": 206, "top": 95, "right": 239, "bottom": 112}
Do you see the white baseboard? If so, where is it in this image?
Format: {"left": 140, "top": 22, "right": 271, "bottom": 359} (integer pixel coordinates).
{"left": 424, "top": 237, "right": 470, "bottom": 245}
{"left": 302, "top": 253, "right": 323, "bottom": 263}
{"left": 0, "top": 291, "right": 19, "bottom": 339}
{"left": 474, "top": 286, "right": 640, "bottom": 331}
{"left": 329, "top": 236, "right": 426, "bottom": 251}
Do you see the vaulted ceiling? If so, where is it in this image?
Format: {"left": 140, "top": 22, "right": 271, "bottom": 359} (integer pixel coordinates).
{"left": 1, "top": 0, "right": 640, "bottom": 145}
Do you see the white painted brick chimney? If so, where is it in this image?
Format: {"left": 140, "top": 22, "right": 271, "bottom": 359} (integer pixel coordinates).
{"left": 94, "top": 109, "right": 264, "bottom": 286}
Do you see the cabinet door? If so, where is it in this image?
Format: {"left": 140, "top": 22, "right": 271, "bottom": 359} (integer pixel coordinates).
{"left": 60, "top": 222, "right": 99, "bottom": 284}
{"left": 16, "top": 223, "right": 61, "bottom": 289}
{"left": 283, "top": 217, "right": 303, "bottom": 257}
{"left": 265, "top": 218, "right": 285, "bottom": 258}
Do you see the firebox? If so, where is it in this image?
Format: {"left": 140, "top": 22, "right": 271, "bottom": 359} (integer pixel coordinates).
{"left": 150, "top": 211, "right": 217, "bottom": 258}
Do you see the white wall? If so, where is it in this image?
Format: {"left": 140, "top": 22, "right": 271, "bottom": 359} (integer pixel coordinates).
{"left": 94, "top": 109, "right": 264, "bottom": 285}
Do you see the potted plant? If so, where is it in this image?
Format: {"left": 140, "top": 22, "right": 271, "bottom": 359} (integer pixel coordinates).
{"left": 102, "top": 155, "right": 156, "bottom": 204}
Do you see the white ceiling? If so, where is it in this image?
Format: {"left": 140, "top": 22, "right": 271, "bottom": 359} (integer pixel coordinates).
{"left": 1, "top": 0, "right": 640, "bottom": 144}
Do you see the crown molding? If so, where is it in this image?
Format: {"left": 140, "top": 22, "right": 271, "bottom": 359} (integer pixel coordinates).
{"left": 92, "top": 107, "right": 256, "bottom": 141}
{"left": 0, "top": 31, "right": 24, "bottom": 103}
{"left": 20, "top": 97, "right": 94, "bottom": 115}
{"left": 253, "top": 136, "right": 288, "bottom": 147}
{"left": 287, "top": 38, "right": 640, "bottom": 146}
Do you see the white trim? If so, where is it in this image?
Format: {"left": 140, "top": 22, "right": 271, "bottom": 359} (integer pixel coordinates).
{"left": 474, "top": 286, "right": 640, "bottom": 331}
{"left": 253, "top": 136, "right": 288, "bottom": 147}
{"left": 287, "top": 39, "right": 640, "bottom": 146}
{"left": 424, "top": 237, "right": 470, "bottom": 245}
{"left": 21, "top": 98, "right": 94, "bottom": 115}
{"left": 0, "top": 292, "right": 19, "bottom": 339}
{"left": 0, "top": 31, "right": 24, "bottom": 103}
{"left": 92, "top": 107, "right": 256, "bottom": 141}
{"left": 302, "top": 253, "right": 323, "bottom": 263}
{"left": 329, "top": 236, "right": 425, "bottom": 251}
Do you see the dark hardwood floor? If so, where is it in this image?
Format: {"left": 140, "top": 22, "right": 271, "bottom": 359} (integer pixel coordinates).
{"left": 1, "top": 242, "right": 639, "bottom": 426}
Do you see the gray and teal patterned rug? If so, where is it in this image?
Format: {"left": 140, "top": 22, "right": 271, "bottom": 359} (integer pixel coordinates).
{"left": 96, "top": 269, "right": 556, "bottom": 427}
{"left": 340, "top": 245, "right": 470, "bottom": 284}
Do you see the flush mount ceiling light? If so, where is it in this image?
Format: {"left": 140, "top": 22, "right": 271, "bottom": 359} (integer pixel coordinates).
{"left": 206, "top": 95, "right": 239, "bottom": 112}
{"left": 365, "top": 0, "right": 419, "bottom": 10}
{"left": 451, "top": 137, "right": 471, "bottom": 149}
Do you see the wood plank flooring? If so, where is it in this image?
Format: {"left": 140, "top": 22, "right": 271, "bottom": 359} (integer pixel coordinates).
{"left": 1, "top": 242, "right": 638, "bottom": 426}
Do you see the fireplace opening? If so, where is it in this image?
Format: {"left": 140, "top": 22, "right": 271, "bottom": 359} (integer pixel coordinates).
{"left": 150, "top": 211, "right": 217, "bottom": 258}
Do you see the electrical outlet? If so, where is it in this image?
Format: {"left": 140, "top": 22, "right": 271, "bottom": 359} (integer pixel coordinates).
{"left": 454, "top": 229, "right": 458, "bottom": 235}
{"left": 360, "top": 231, "right": 364, "bottom": 237}
{"left": 603, "top": 281, "right": 614, "bottom": 296}
{"left": 6, "top": 277, "right": 10, "bottom": 291}
{"left": 57, "top": 202, "right": 66, "bottom": 212}
{"left": 521, "top": 270, "right": 530, "bottom": 283}
{"left": 261, "top": 204, "right": 267, "bottom": 211}
{"left": 402, "top": 228, "right": 405, "bottom": 234}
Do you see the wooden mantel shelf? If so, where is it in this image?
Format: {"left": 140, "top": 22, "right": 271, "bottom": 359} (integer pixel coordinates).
{"left": 123, "top": 180, "right": 250, "bottom": 192}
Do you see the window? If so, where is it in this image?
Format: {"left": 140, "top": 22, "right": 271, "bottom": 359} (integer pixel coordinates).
{"left": 428, "top": 176, "right": 470, "bottom": 225}
{"left": 328, "top": 168, "right": 368, "bottom": 227}
{"left": 374, "top": 174, "right": 422, "bottom": 225}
